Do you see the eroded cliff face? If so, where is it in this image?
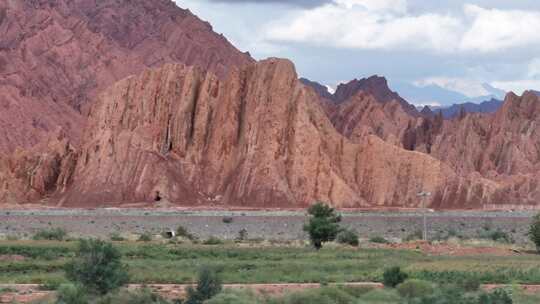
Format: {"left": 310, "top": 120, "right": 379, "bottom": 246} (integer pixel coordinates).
{"left": 320, "top": 83, "right": 540, "bottom": 207}
{"left": 5, "top": 59, "right": 490, "bottom": 208}
{"left": 427, "top": 92, "right": 540, "bottom": 206}
{"left": 330, "top": 92, "right": 417, "bottom": 147}
{"left": 0, "top": 0, "right": 252, "bottom": 153}
{"left": 2, "top": 58, "right": 529, "bottom": 208}
{"left": 0, "top": 129, "right": 77, "bottom": 205}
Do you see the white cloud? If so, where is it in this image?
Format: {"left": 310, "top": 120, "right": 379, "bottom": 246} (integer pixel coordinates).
{"left": 460, "top": 5, "right": 540, "bottom": 52}
{"left": 490, "top": 80, "right": 540, "bottom": 95}
{"left": 334, "top": 0, "right": 407, "bottom": 13}
{"left": 263, "top": 1, "right": 540, "bottom": 54}
{"left": 413, "top": 101, "right": 442, "bottom": 107}
{"left": 414, "top": 77, "right": 490, "bottom": 97}
{"left": 265, "top": 0, "right": 462, "bottom": 52}
{"left": 527, "top": 58, "right": 540, "bottom": 78}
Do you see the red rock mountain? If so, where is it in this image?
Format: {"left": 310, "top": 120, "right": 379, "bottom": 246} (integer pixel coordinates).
{"left": 0, "top": 0, "right": 252, "bottom": 153}
{"left": 311, "top": 80, "right": 540, "bottom": 207}
{"left": 0, "top": 59, "right": 499, "bottom": 208}
{"left": 0, "top": 1, "right": 539, "bottom": 209}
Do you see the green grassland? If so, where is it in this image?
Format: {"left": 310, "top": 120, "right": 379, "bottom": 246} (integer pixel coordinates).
{"left": 1, "top": 240, "right": 539, "bottom": 286}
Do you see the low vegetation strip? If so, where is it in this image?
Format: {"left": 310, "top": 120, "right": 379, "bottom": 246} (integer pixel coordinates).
{"left": 0, "top": 241, "right": 539, "bottom": 286}
{"left": 1, "top": 205, "right": 540, "bottom": 303}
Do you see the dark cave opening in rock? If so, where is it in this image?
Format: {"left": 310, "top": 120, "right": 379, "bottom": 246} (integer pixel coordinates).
{"left": 154, "top": 191, "right": 162, "bottom": 202}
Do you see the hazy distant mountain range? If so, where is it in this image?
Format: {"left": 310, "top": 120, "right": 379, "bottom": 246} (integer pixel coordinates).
{"left": 426, "top": 98, "right": 504, "bottom": 119}
{"left": 391, "top": 81, "right": 506, "bottom": 108}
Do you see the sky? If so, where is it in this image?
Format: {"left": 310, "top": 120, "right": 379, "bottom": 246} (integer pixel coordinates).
{"left": 174, "top": 0, "right": 540, "bottom": 106}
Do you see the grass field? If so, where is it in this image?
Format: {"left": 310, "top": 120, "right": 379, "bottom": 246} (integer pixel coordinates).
{"left": 1, "top": 240, "right": 540, "bottom": 286}
{"left": 2, "top": 239, "right": 540, "bottom": 303}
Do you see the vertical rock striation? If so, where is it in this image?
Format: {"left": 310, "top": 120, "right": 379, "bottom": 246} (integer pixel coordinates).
{"left": 0, "top": 0, "right": 252, "bottom": 153}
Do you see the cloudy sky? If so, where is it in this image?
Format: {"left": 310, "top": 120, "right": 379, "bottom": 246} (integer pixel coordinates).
{"left": 174, "top": 0, "right": 540, "bottom": 106}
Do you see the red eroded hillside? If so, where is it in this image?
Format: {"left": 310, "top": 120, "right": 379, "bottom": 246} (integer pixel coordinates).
{"left": 0, "top": 1, "right": 539, "bottom": 209}
{"left": 0, "top": 0, "right": 252, "bottom": 153}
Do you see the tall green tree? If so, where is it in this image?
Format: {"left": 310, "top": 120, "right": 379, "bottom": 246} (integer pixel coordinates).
{"left": 65, "top": 239, "right": 129, "bottom": 295}
{"left": 185, "top": 267, "right": 223, "bottom": 304}
{"left": 303, "top": 202, "right": 342, "bottom": 249}
{"left": 529, "top": 213, "right": 540, "bottom": 252}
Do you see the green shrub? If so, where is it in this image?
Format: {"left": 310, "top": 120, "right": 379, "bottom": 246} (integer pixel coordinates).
{"left": 110, "top": 233, "right": 126, "bottom": 242}
{"left": 137, "top": 232, "right": 152, "bottom": 242}
{"left": 33, "top": 228, "right": 67, "bottom": 241}
{"left": 370, "top": 236, "right": 390, "bottom": 244}
{"left": 222, "top": 217, "right": 234, "bottom": 224}
{"left": 277, "top": 287, "right": 355, "bottom": 304}
{"left": 65, "top": 239, "right": 129, "bottom": 295}
{"left": 461, "top": 277, "right": 481, "bottom": 292}
{"left": 317, "top": 287, "right": 357, "bottom": 304}
{"left": 0, "top": 287, "right": 17, "bottom": 293}
{"left": 303, "top": 202, "right": 342, "bottom": 250}
{"left": 336, "top": 229, "right": 359, "bottom": 247}
{"left": 236, "top": 229, "right": 248, "bottom": 242}
{"left": 529, "top": 213, "right": 540, "bottom": 252}
{"left": 185, "top": 267, "right": 222, "bottom": 304}
{"left": 0, "top": 244, "right": 72, "bottom": 259}
{"left": 357, "top": 288, "right": 401, "bottom": 303}
{"left": 478, "top": 228, "right": 513, "bottom": 243}
{"left": 396, "top": 279, "right": 434, "bottom": 298}
{"left": 404, "top": 230, "right": 423, "bottom": 242}
{"left": 38, "top": 277, "right": 65, "bottom": 291}
{"left": 176, "top": 225, "right": 196, "bottom": 241}
{"left": 412, "top": 286, "right": 478, "bottom": 304}
{"left": 434, "top": 228, "right": 463, "bottom": 241}
{"left": 6, "top": 235, "right": 19, "bottom": 241}
{"left": 383, "top": 266, "right": 408, "bottom": 288}
{"left": 56, "top": 284, "right": 88, "bottom": 304}
{"left": 203, "top": 236, "right": 224, "bottom": 245}
{"left": 479, "top": 288, "right": 513, "bottom": 304}
{"left": 96, "top": 288, "right": 169, "bottom": 304}
{"left": 337, "top": 286, "right": 375, "bottom": 298}
{"left": 204, "top": 289, "right": 259, "bottom": 304}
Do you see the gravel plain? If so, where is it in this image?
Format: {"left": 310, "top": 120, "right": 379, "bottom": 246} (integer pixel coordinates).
{"left": 0, "top": 209, "right": 536, "bottom": 244}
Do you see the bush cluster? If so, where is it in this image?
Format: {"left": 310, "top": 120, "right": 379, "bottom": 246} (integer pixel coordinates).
{"left": 383, "top": 266, "right": 408, "bottom": 288}
{"left": 137, "top": 232, "right": 153, "bottom": 242}
{"left": 176, "top": 225, "right": 197, "bottom": 241}
{"left": 478, "top": 228, "right": 513, "bottom": 243}
{"left": 336, "top": 229, "right": 359, "bottom": 247}
{"left": 65, "top": 239, "right": 129, "bottom": 295}
{"left": 203, "top": 236, "right": 224, "bottom": 245}
{"left": 185, "top": 267, "right": 223, "bottom": 304}
{"left": 32, "top": 228, "right": 67, "bottom": 241}
{"left": 369, "top": 236, "right": 390, "bottom": 244}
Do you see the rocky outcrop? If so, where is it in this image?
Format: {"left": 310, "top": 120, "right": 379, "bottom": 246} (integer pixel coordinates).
{"left": 305, "top": 76, "right": 540, "bottom": 207}
{"left": 330, "top": 92, "right": 416, "bottom": 147}
{"left": 0, "top": 59, "right": 498, "bottom": 208}
{"left": 407, "top": 92, "right": 540, "bottom": 177}
{"left": 333, "top": 76, "right": 419, "bottom": 116}
{"left": 0, "top": 129, "right": 77, "bottom": 205}
{"left": 373, "top": 91, "right": 540, "bottom": 206}
{"left": 299, "top": 78, "right": 334, "bottom": 100}
{"left": 0, "top": 0, "right": 252, "bottom": 153}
